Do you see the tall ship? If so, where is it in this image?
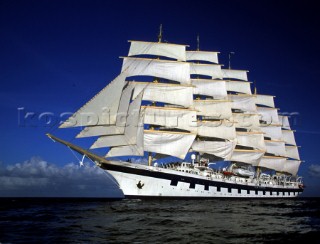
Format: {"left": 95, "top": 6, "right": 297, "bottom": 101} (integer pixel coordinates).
{"left": 48, "top": 27, "right": 304, "bottom": 198}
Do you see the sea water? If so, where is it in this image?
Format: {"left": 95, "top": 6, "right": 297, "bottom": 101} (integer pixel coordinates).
{"left": 1, "top": 198, "right": 320, "bottom": 243}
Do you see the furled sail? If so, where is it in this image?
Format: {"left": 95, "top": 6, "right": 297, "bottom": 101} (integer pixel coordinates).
{"left": 128, "top": 41, "right": 187, "bottom": 61}
{"left": 255, "top": 94, "right": 275, "bottom": 108}
{"left": 259, "top": 156, "right": 286, "bottom": 172}
{"left": 222, "top": 69, "right": 248, "bottom": 81}
{"left": 60, "top": 72, "right": 127, "bottom": 128}
{"left": 191, "top": 79, "right": 227, "bottom": 98}
{"left": 193, "top": 100, "right": 232, "bottom": 119}
{"left": 226, "top": 81, "right": 252, "bottom": 95}
{"left": 131, "top": 82, "right": 193, "bottom": 108}
{"left": 186, "top": 51, "right": 219, "bottom": 64}
{"left": 143, "top": 106, "right": 197, "bottom": 132}
{"left": 144, "top": 130, "right": 196, "bottom": 159}
{"left": 121, "top": 57, "right": 190, "bottom": 84}
{"left": 90, "top": 92, "right": 143, "bottom": 149}
{"left": 191, "top": 140, "right": 235, "bottom": 160}
{"left": 189, "top": 63, "right": 223, "bottom": 79}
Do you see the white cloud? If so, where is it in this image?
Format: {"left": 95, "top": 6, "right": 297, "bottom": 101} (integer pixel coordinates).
{"left": 0, "top": 156, "right": 123, "bottom": 197}
{"left": 308, "top": 164, "right": 320, "bottom": 178}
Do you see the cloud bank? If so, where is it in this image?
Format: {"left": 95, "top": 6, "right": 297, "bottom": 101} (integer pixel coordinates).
{"left": 0, "top": 156, "right": 123, "bottom": 197}
{"left": 308, "top": 164, "right": 320, "bottom": 178}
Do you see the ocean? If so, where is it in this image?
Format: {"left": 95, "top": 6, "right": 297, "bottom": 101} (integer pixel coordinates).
{"left": 0, "top": 198, "right": 320, "bottom": 243}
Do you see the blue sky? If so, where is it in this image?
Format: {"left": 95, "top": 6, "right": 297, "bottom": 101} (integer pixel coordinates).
{"left": 1, "top": 0, "right": 320, "bottom": 197}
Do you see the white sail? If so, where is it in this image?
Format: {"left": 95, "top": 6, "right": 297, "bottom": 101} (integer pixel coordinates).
{"left": 131, "top": 82, "right": 193, "bottom": 108}
{"left": 230, "top": 149, "right": 264, "bottom": 166}
{"left": 279, "top": 115, "right": 291, "bottom": 130}
{"left": 189, "top": 63, "right": 223, "bottom": 79}
{"left": 191, "top": 140, "right": 235, "bottom": 160}
{"left": 197, "top": 120, "right": 236, "bottom": 140}
{"left": 90, "top": 93, "right": 143, "bottom": 149}
{"left": 186, "top": 51, "right": 219, "bottom": 63}
{"left": 232, "top": 113, "right": 260, "bottom": 131}
{"left": 106, "top": 109, "right": 145, "bottom": 157}
{"left": 285, "top": 146, "right": 300, "bottom": 160}
{"left": 282, "top": 159, "right": 301, "bottom": 175}
{"left": 282, "top": 130, "right": 297, "bottom": 145}
{"left": 229, "top": 95, "right": 257, "bottom": 112}
{"left": 144, "top": 130, "right": 196, "bottom": 159}
{"left": 191, "top": 79, "right": 227, "bottom": 98}
{"left": 144, "top": 106, "right": 197, "bottom": 132}
{"left": 222, "top": 69, "right": 248, "bottom": 81}
{"left": 264, "top": 140, "right": 286, "bottom": 156}
{"left": 76, "top": 126, "right": 123, "bottom": 138}
{"left": 107, "top": 145, "right": 142, "bottom": 157}
{"left": 259, "top": 156, "right": 286, "bottom": 172}
{"left": 60, "top": 72, "right": 127, "bottom": 128}
{"left": 77, "top": 83, "right": 135, "bottom": 137}
{"left": 226, "top": 81, "right": 252, "bottom": 94}
{"left": 193, "top": 100, "right": 232, "bottom": 119}
{"left": 257, "top": 107, "right": 279, "bottom": 125}
{"left": 236, "top": 132, "right": 266, "bottom": 150}
{"left": 255, "top": 94, "right": 275, "bottom": 108}
{"left": 128, "top": 41, "right": 186, "bottom": 61}
{"left": 122, "top": 57, "right": 190, "bottom": 84}
{"left": 260, "top": 126, "right": 283, "bottom": 140}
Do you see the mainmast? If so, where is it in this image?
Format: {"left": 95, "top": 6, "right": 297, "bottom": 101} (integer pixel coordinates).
{"left": 147, "top": 53, "right": 158, "bottom": 167}
{"left": 148, "top": 24, "right": 163, "bottom": 166}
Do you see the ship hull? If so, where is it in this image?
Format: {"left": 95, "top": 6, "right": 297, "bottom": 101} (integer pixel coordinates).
{"left": 100, "top": 161, "right": 303, "bottom": 199}
{"left": 45, "top": 134, "right": 303, "bottom": 199}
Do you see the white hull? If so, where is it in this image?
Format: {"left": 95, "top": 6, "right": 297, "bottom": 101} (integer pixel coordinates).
{"left": 45, "top": 134, "right": 304, "bottom": 199}
{"left": 103, "top": 162, "right": 303, "bottom": 199}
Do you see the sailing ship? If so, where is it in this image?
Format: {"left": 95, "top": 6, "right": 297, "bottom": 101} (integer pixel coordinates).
{"left": 47, "top": 27, "right": 304, "bottom": 198}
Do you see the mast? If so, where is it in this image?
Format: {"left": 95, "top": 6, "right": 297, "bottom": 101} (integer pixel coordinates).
{"left": 228, "top": 52, "right": 234, "bottom": 69}
{"left": 197, "top": 34, "right": 200, "bottom": 51}
{"left": 148, "top": 152, "right": 153, "bottom": 166}
{"left": 158, "top": 24, "right": 163, "bottom": 43}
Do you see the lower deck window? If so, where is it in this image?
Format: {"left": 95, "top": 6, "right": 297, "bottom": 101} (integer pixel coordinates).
{"left": 189, "top": 182, "right": 195, "bottom": 189}
{"left": 170, "top": 180, "right": 178, "bottom": 186}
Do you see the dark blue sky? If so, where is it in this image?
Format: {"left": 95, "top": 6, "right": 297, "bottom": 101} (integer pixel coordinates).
{"left": 1, "top": 0, "right": 320, "bottom": 197}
